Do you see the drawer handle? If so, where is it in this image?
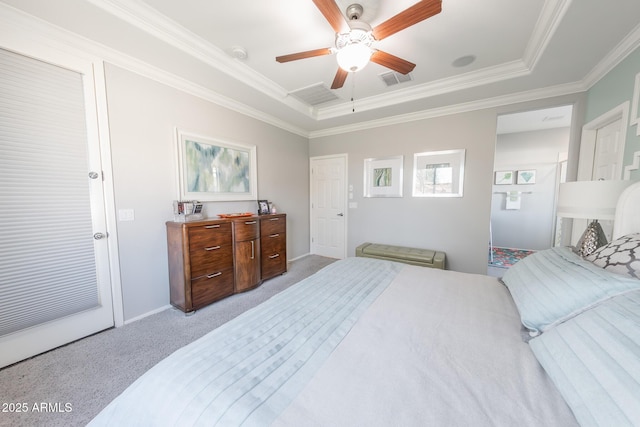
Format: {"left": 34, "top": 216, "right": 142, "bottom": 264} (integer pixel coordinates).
{"left": 207, "top": 272, "right": 222, "bottom": 278}
{"left": 269, "top": 218, "right": 280, "bottom": 221}
{"left": 269, "top": 233, "right": 280, "bottom": 238}
{"left": 269, "top": 254, "right": 280, "bottom": 259}
{"left": 245, "top": 220, "right": 257, "bottom": 225}
{"left": 205, "top": 245, "right": 221, "bottom": 251}
{"left": 205, "top": 225, "right": 221, "bottom": 229}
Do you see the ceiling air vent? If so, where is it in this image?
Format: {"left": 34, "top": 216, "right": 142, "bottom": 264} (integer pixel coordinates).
{"left": 289, "top": 83, "right": 339, "bottom": 106}
{"left": 379, "top": 71, "right": 413, "bottom": 87}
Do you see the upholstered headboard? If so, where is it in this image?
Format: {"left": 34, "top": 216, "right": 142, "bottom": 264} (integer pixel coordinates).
{"left": 613, "top": 181, "right": 640, "bottom": 239}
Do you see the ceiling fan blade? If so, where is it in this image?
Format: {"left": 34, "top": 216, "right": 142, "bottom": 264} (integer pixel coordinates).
{"left": 372, "top": 0, "right": 442, "bottom": 41}
{"left": 331, "top": 68, "right": 348, "bottom": 89}
{"left": 370, "top": 50, "right": 416, "bottom": 74}
{"left": 276, "top": 48, "right": 333, "bottom": 63}
{"left": 312, "top": 0, "right": 348, "bottom": 33}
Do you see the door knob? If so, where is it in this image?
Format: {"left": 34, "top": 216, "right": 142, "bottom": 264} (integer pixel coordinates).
{"left": 337, "top": 213, "right": 344, "bottom": 217}
{"left": 93, "top": 232, "right": 107, "bottom": 240}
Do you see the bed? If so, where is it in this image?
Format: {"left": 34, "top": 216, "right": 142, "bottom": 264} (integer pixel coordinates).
{"left": 90, "top": 181, "right": 640, "bottom": 427}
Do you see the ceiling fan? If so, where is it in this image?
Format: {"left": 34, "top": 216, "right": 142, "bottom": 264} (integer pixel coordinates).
{"left": 276, "top": 0, "right": 442, "bottom": 89}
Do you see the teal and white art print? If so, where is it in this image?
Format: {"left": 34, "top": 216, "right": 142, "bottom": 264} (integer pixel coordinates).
{"left": 176, "top": 130, "right": 257, "bottom": 201}
{"left": 517, "top": 169, "right": 536, "bottom": 185}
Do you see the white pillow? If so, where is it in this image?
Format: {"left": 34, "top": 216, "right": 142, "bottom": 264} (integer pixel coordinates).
{"left": 585, "top": 233, "right": 640, "bottom": 279}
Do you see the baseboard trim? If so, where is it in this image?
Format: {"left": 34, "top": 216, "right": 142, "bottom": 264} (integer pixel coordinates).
{"left": 122, "top": 255, "right": 320, "bottom": 326}
{"left": 123, "top": 304, "right": 172, "bottom": 326}
{"left": 288, "top": 252, "right": 311, "bottom": 262}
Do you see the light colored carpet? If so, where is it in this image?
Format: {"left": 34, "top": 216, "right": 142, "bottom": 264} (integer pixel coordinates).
{"left": 0, "top": 255, "right": 336, "bottom": 427}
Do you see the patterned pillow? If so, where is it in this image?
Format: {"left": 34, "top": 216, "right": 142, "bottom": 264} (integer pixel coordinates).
{"left": 585, "top": 233, "right": 640, "bottom": 279}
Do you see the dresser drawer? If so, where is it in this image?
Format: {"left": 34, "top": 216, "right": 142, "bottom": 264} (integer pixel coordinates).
{"left": 233, "top": 219, "right": 259, "bottom": 241}
{"left": 261, "top": 233, "right": 285, "bottom": 255}
{"left": 261, "top": 249, "right": 286, "bottom": 280}
{"left": 260, "top": 216, "right": 285, "bottom": 236}
{"left": 191, "top": 267, "right": 234, "bottom": 309}
{"left": 188, "top": 222, "right": 232, "bottom": 251}
{"left": 189, "top": 244, "right": 233, "bottom": 278}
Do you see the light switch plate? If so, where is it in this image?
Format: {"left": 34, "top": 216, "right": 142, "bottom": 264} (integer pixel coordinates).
{"left": 118, "top": 209, "right": 135, "bottom": 221}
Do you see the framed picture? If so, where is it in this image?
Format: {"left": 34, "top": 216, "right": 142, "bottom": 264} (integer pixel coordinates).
{"left": 257, "top": 200, "right": 270, "bottom": 215}
{"left": 494, "top": 170, "right": 514, "bottom": 185}
{"left": 413, "top": 149, "right": 465, "bottom": 197}
{"left": 363, "top": 155, "right": 404, "bottom": 197}
{"left": 176, "top": 129, "right": 257, "bottom": 201}
{"left": 517, "top": 169, "right": 536, "bottom": 184}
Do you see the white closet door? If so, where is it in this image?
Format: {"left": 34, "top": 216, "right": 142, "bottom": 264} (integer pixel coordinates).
{"left": 310, "top": 155, "right": 347, "bottom": 259}
{"left": 0, "top": 48, "right": 114, "bottom": 368}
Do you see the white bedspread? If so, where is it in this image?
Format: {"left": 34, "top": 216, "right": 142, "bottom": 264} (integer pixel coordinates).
{"left": 90, "top": 257, "right": 578, "bottom": 426}
{"left": 273, "top": 264, "right": 578, "bottom": 426}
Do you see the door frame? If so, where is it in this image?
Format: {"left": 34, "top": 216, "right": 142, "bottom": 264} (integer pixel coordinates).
{"left": 1, "top": 3, "right": 123, "bottom": 328}
{"left": 572, "top": 102, "right": 629, "bottom": 244}
{"left": 577, "top": 101, "right": 629, "bottom": 180}
{"left": 0, "top": 17, "right": 124, "bottom": 368}
{"left": 309, "top": 154, "right": 349, "bottom": 259}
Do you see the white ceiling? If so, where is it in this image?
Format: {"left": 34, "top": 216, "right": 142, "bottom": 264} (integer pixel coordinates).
{"left": 2, "top": 0, "right": 640, "bottom": 137}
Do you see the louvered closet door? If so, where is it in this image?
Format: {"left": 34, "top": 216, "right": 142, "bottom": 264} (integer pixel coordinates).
{"left": 0, "top": 48, "right": 114, "bottom": 368}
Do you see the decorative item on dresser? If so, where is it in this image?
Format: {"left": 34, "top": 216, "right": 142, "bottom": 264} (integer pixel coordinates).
{"left": 166, "top": 214, "right": 287, "bottom": 313}
{"left": 260, "top": 214, "right": 287, "bottom": 280}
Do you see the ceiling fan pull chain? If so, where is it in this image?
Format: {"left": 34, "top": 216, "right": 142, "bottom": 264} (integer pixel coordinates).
{"left": 352, "top": 72, "right": 356, "bottom": 112}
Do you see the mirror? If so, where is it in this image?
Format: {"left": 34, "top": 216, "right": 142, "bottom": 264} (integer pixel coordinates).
{"left": 412, "top": 149, "right": 465, "bottom": 197}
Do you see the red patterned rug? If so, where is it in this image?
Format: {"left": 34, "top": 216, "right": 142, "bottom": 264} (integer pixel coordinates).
{"left": 489, "top": 247, "right": 535, "bottom": 268}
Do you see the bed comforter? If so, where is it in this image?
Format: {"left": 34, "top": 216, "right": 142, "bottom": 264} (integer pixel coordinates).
{"left": 90, "top": 257, "right": 577, "bottom": 426}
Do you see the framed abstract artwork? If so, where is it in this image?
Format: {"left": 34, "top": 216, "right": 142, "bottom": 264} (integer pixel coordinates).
{"left": 363, "top": 155, "right": 404, "bottom": 197}
{"left": 176, "top": 129, "right": 257, "bottom": 201}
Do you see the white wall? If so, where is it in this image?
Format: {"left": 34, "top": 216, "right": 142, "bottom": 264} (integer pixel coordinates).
{"left": 310, "top": 110, "right": 497, "bottom": 273}
{"left": 491, "top": 127, "right": 570, "bottom": 250}
{"left": 104, "top": 64, "right": 310, "bottom": 321}
{"left": 310, "top": 95, "right": 586, "bottom": 274}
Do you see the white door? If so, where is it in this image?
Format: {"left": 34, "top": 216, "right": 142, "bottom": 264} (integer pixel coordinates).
{"left": 310, "top": 155, "right": 347, "bottom": 259}
{"left": 592, "top": 118, "right": 623, "bottom": 180}
{"left": 0, "top": 48, "right": 114, "bottom": 368}
{"left": 575, "top": 104, "right": 628, "bottom": 244}
{"left": 577, "top": 102, "right": 628, "bottom": 181}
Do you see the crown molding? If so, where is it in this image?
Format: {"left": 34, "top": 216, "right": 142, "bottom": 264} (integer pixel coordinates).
{"left": 314, "top": 60, "right": 530, "bottom": 120}
{"left": 309, "top": 81, "right": 585, "bottom": 139}
{"left": 86, "top": 0, "right": 310, "bottom": 113}
{"left": 522, "top": 0, "right": 572, "bottom": 70}
{"left": 0, "top": 2, "right": 309, "bottom": 138}
{"left": 2, "top": 1, "right": 637, "bottom": 140}
{"left": 582, "top": 22, "right": 640, "bottom": 90}
{"left": 89, "top": 0, "right": 573, "bottom": 122}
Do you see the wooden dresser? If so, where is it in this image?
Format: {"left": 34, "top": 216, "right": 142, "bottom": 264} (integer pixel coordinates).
{"left": 166, "top": 214, "right": 287, "bottom": 312}
{"left": 260, "top": 214, "right": 287, "bottom": 280}
{"left": 233, "top": 217, "right": 261, "bottom": 292}
{"left": 166, "top": 219, "right": 234, "bottom": 312}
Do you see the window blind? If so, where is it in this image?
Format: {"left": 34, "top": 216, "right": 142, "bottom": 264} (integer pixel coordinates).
{"left": 0, "top": 48, "right": 99, "bottom": 337}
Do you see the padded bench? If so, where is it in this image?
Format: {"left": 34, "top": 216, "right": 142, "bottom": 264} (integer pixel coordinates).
{"left": 356, "top": 242, "right": 446, "bottom": 269}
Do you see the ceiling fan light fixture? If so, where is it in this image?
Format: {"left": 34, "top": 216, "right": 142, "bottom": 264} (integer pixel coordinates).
{"left": 336, "top": 42, "right": 372, "bottom": 72}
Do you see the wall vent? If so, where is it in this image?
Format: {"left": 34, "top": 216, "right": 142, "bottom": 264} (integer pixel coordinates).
{"left": 289, "top": 83, "right": 339, "bottom": 106}
{"left": 379, "top": 71, "right": 413, "bottom": 87}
